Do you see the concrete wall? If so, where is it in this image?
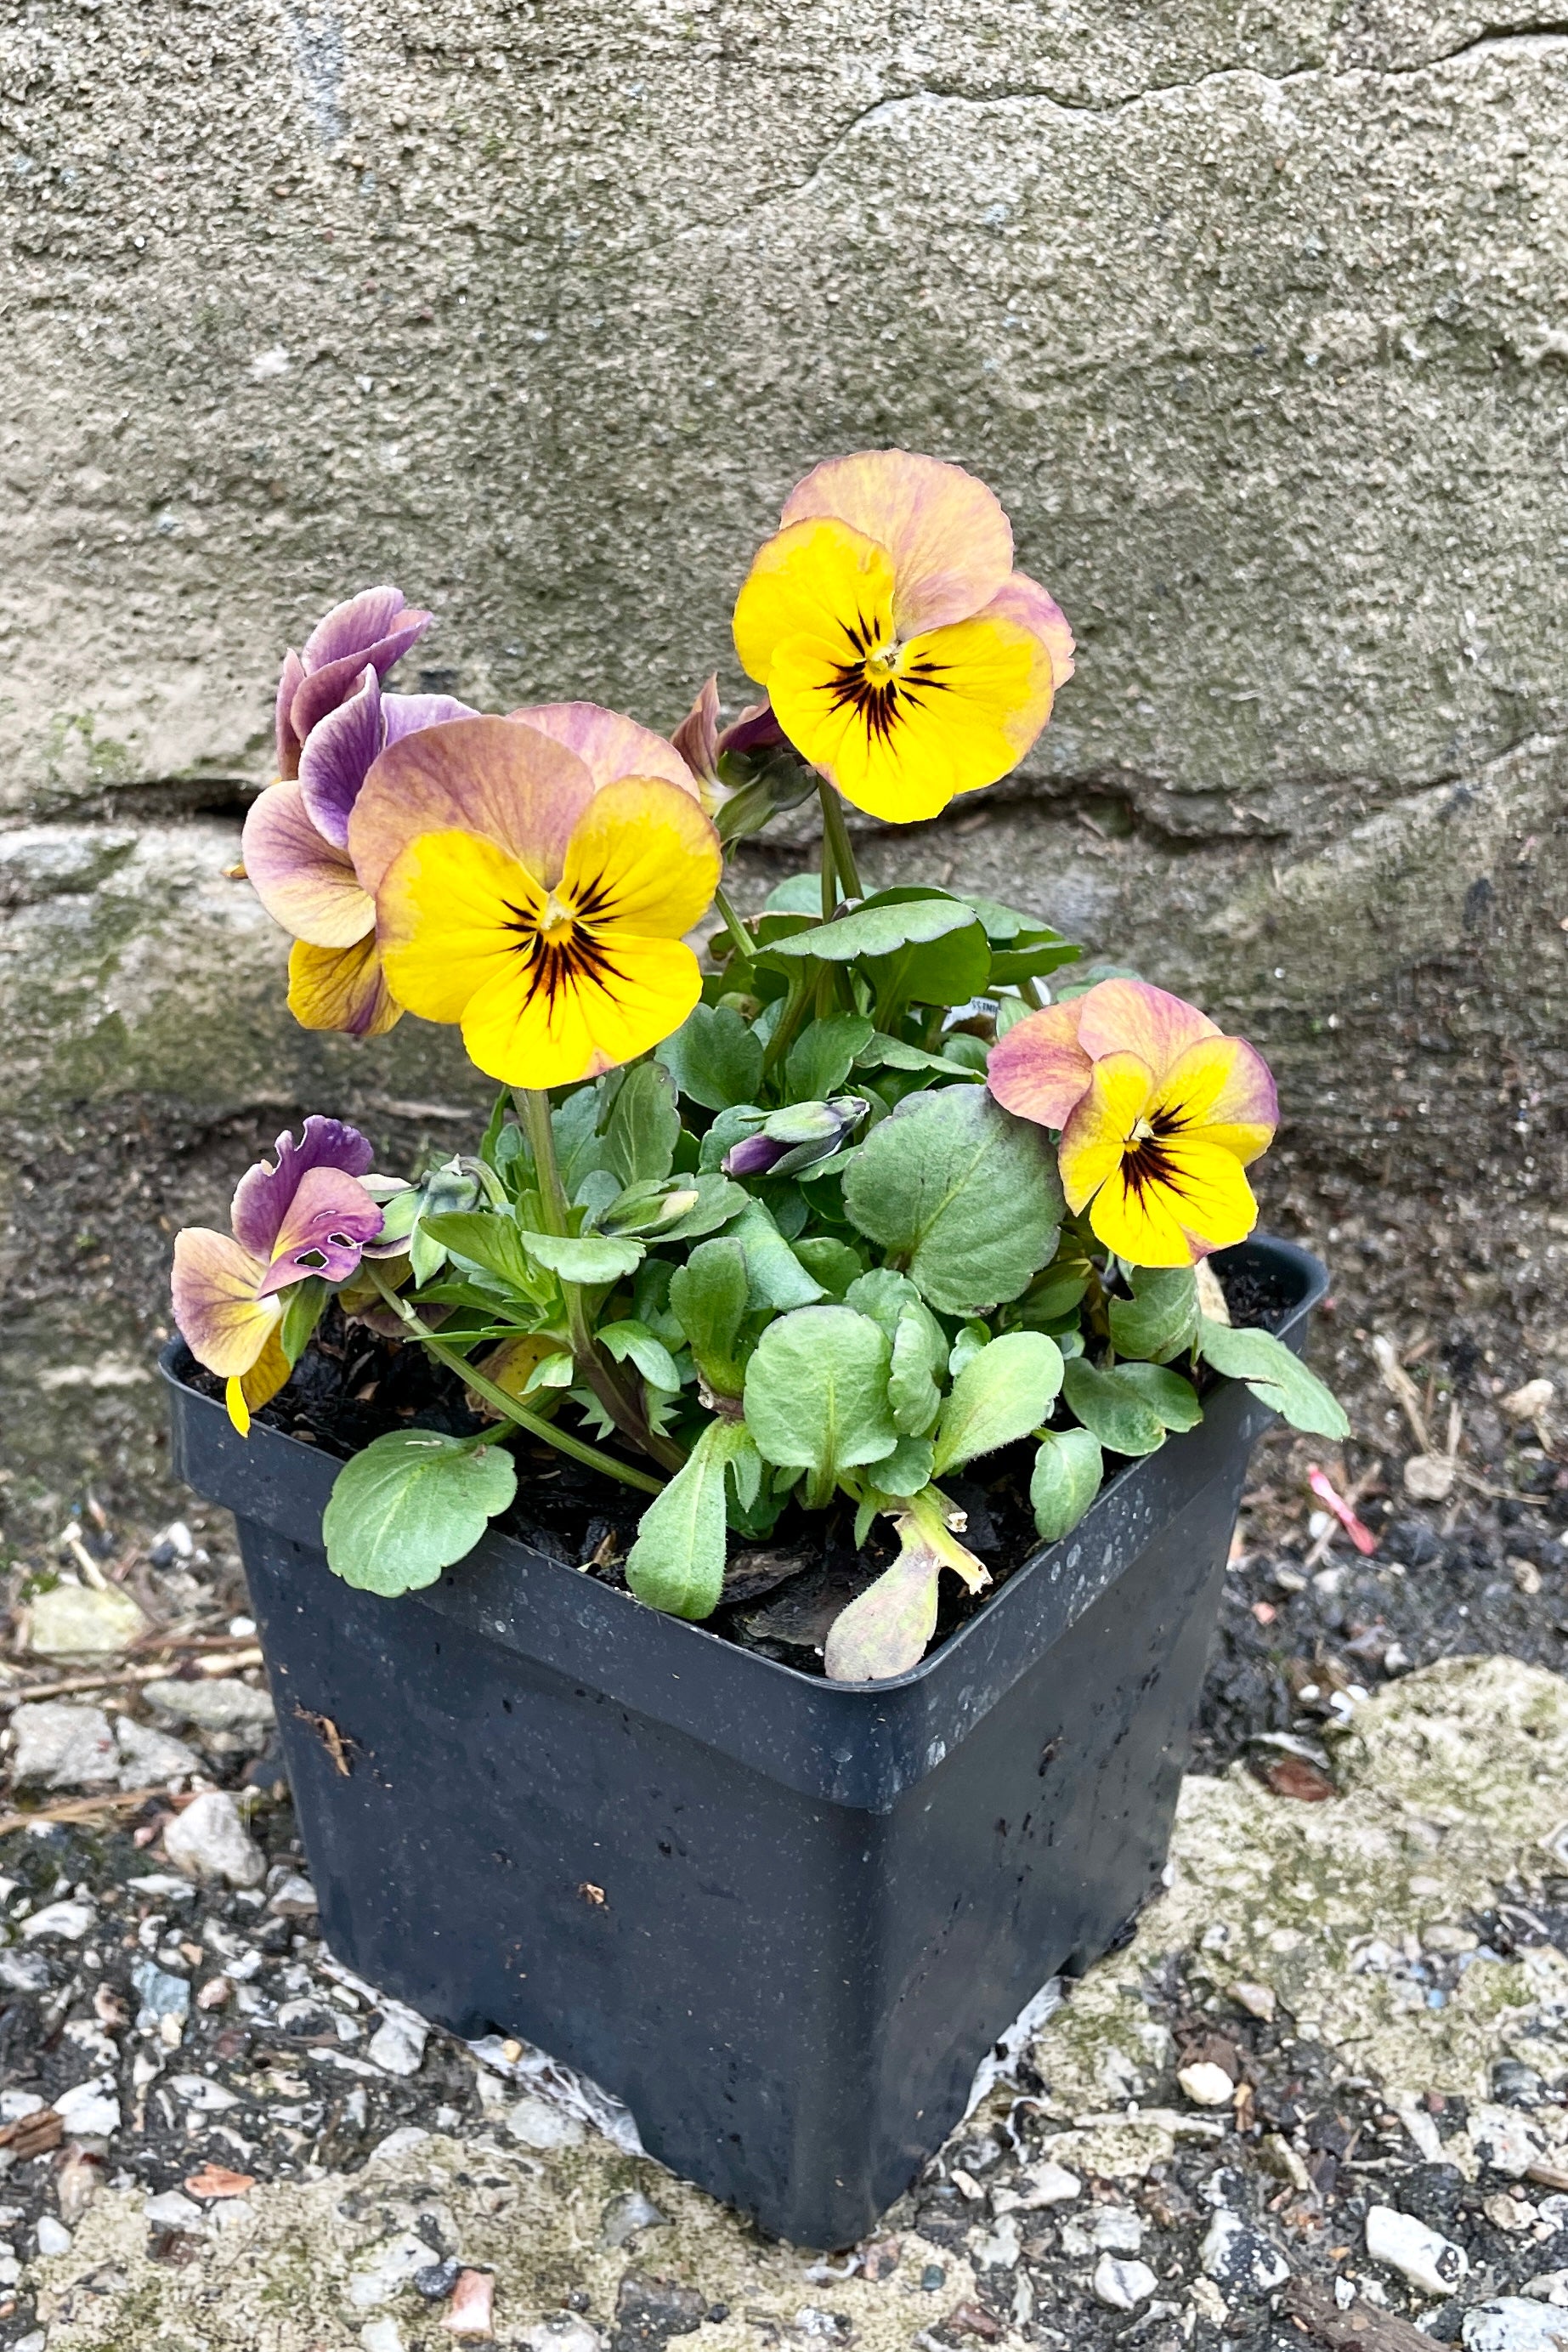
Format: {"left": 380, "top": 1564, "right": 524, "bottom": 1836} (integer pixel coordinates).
{"left": 3, "top": 1, "right": 1566, "bottom": 1522}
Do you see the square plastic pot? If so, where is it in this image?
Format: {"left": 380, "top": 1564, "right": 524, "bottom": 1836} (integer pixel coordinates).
{"left": 162, "top": 1233, "right": 1327, "bottom": 2247}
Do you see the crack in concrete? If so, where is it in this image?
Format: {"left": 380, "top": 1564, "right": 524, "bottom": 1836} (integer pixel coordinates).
{"left": 712, "top": 26, "right": 1568, "bottom": 234}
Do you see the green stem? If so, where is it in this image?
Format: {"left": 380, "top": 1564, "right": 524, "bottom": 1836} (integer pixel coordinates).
{"left": 761, "top": 966, "right": 814, "bottom": 1079}
{"left": 818, "top": 779, "right": 863, "bottom": 902}
{"left": 712, "top": 883, "right": 756, "bottom": 966}
{"left": 364, "top": 1267, "right": 664, "bottom": 1496}
{"left": 516, "top": 1087, "right": 686, "bottom": 1474}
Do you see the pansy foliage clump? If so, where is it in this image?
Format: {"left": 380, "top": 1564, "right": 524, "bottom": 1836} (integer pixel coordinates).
{"left": 173, "top": 452, "right": 1345, "bottom": 1680}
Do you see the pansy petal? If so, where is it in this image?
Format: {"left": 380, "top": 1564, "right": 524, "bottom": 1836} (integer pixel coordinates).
{"left": 714, "top": 699, "right": 786, "bottom": 761}
{"left": 781, "top": 451, "right": 1014, "bottom": 633}
{"left": 377, "top": 829, "right": 544, "bottom": 1025}
{"left": 287, "top": 936, "right": 403, "bottom": 1038}
{"left": 560, "top": 777, "right": 722, "bottom": 939}
{"left": 1148, "top": 1034, "right": 1278, "bottom": 1165}
{"left": 301, "top": 587, "right": 411, "bottom": 672}
{"left": 733, "top": 518, "right": 897, "bottom": 688}
{"left": 976, "top": 570, "right": 1076, "bottom": 691}
{"left": 349, "top": 715, "right": 594, "bottom": 898}
{"left": 1085, "top": 1164, "right": 1199, "bottom": 1269}
{"left": 297, "top": 666, "right": 381, "bottom": 847}
{"left": 986, "top": 1000, "right": 1092, "bottom": 1131}
{"left": 275, "top": 648, "right": 306, "bottom": 780}
{"left": 231, "top": 1114, "right": 376, "bottom": 1259}
{"left": 1056, "top": 1051, "right": 1155, "bottom": 1215}
{"left": 258, "top": 1164, "right": 383, "bottom": 1295}
{"left": 1073, "top": 978, "right": 1220, "bottom": 1080}
{"left": 380, "top": 690, "right": 478, "bottom": 745}
{"left": 461, "top": 933, "right": 703, "bottom": 1090}
{"left": 770, "top": 606, "right": 1054, "bottom": 824}
{"left": 509, "top": 702, "right": 701, "bottom": 798}
{"left": 671, "top": 675, "right": 721, "bottom": 784}
{"left": 1089, "top": 1136, "right": 1259, "bottom": 1267}
{"left": 244, "top": 784, "right": 375, "bottom": 948}
{"left": 226, "top": 1323, "right": 294, "bottom": 1435}
{"left": 171, "top": 1229, "right": 280, "bottom": 1378}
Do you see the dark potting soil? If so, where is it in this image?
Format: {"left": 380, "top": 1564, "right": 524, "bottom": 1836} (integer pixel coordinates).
{"left": 185, "top": 1250, "right": 1299, "bottom": 1678}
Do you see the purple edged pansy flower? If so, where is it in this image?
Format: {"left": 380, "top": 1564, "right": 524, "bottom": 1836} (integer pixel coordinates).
{"left": 245, "top": 662, "right": 474, "bottom": 1039}
{"left": 171, "top": 1118, "right": 384, "bottom": 1434}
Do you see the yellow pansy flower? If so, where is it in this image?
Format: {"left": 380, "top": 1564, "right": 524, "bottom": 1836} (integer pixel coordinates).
{"left": 732, "top": 450, "right": 1074, "bottom": 824}
{"left": 349, "top": 715, "right": 721, "bottom": 1089}
{"left": 988, "top": 978, "right": 1278, "bottom": 1267}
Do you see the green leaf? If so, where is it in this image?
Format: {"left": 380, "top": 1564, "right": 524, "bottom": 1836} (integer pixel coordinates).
{"left": 1196, "top": 1320, "right": 1350, "bottom": 1437}
{"left": 931, "top": 1333, "right": 1065, "bottom": 1476}
{"left": 668, "top": 1238, "right": 754, "bottom": 1403}
{"left": 765, "top": 871, "right": 826, "bottom": 914}
{"left": 866, "top": 917, "right": 992, "bottom": 1011}
{"left": 323, "top": 1431, "right": 518, "bottom": 1597}
{"left": 757, "top": 888, "right": 978, "bottom": 964}
{"left": 791, "top": 1236, "right": 864, "bottom": 1299}
{"left": 1061, "top": 1359, "right": 1168, "bottom": 1456}
{"left": 1022, "top": 1262, "right": 1093, "bottom": 1325}
{"left": 731, "top": 1199, "right": 825, "bottom": 1311}
{"left": 867, "top": 1433, "right": 936, "bottom": 1495}
{"left": 699, "top": 1103, "right": 766, "bottom": 1171}
{"left": 422, "top": 1210, "right": 537, "bottom": 1293}
{"left": 948, "top": 1319, "right": 989, "bottom": 1379}
{"left": 518, "top": 1229, "right": 645, "bottom": 1284}
{"left": 987, "top": 938, "right": 1083, "bottom": 986}
{"left": 843, "top": 1267, "right": 922, "bottom": 1340}
{"left": 742, "top": 1306, "right": 899, "bottom": 1510}
{"left": 888, "top": 1303, "right": 948, "bottom": 1438}
{"left": 1030, "top": 1428, "right": 1104, "bottom": 1543}
{"left": 656, "top": 1003, "right": 766, "bottom": 1114}
{"left": 822, "top": 1540, "right": 941, "bottom": 1682}
{"left": 1114, "top": 1362, "right": 1203, "bottom": 1431}
{"left": 552, "top": 1084, "right": 613, "bottom": 1199}
{"left": 1108, "top": 1267, "right": 1200, "bottom": 1363}
{"left": 603, "top": 1060, "right": 680, "bottom": 1187}
{"left": 841, "top": 1086, "right": 1065, "bottom": 1316}
{"left": 599, "top": 1319, "right": 683, "bottom": 1392}
{"left": 524, "top": 1352, "right": 575, "bottom": 1394}
{"left": 279, "top": 1276, "right": 327, "bottom": 1366}
{"left": 626, "top": 1418, "right": 751, "bottom": 1621}
{"left": 786, "top": 1013, "right": 877, "bottom": 1102}
{"left": 856, "top": 1032, "right": 982, "bottom": 1080}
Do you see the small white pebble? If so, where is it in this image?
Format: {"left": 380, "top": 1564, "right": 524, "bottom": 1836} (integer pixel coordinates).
{"left": 1091, "top": 2253, "right": 1157, "bottom": 2311}
{"left": 1178, "top": 2060, "right": 1237, "bottom": 2108}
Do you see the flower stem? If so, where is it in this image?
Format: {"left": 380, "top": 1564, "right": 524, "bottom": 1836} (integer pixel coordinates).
{"left": 363, "top": 1267, "right": 665, "bottom": 1496}
{"left": 516, "top": 1087, "right": 686, "bottom": 1474}
{"left": 818, "top": 779, "right": 863, "bottom": 902}
{"left": 712, "top": 884, "right": 756, "bottom": 966}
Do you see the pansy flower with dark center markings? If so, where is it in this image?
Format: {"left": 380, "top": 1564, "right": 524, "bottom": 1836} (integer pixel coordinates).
{"left": 274, "top": 586, "right": 434, "bottom": 780}
{"left": 350, "top": 707, "right": 720, "bottom": 1089}
{"left": 732, "top": 451, "right": 1074, "bottom": 824}
{"left": 171, "top": 1118, "right": 384, "bottom": 1433}
{"left": 987, "top": 978, "right": 1277, "bottom": 1267}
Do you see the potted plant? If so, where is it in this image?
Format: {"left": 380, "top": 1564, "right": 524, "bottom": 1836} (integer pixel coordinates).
{"left": 161, "top": 451, "right": 1343, "bottom": 2247}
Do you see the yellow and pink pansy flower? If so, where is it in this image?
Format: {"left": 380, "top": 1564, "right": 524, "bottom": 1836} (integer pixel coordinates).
{"left": 348, "top": 706, "right": 722, "bottom": 1090}
{"left": 171, "top": 1119, "right": 385, "bottom": 1433}
{"left": 731, "top": 449, "right": 1075, "bottom": 825}
{"left": 244, "top": 664, "right": 475, "bottom": 1039}
{"left": 987, "top": 978, "right": 1278, "bottom": 1268}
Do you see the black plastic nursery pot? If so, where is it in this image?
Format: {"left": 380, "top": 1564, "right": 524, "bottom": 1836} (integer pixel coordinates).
{"left": 162, "top": 1233, "right": 1327, "bottom": 2247}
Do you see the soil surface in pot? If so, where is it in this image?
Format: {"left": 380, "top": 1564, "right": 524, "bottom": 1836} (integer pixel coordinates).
{"left": 184, "top": 1253, "right": 1299, "bottom": 1677}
